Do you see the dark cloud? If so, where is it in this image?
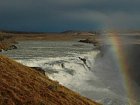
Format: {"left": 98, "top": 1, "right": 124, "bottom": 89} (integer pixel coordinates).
{"left": 0, "top": 0, "right": 140, "bottom": 32}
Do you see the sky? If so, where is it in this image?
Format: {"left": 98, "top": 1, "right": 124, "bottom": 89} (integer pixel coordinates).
{"left": 0, "top": 0, "right": 140, "bottom": 32}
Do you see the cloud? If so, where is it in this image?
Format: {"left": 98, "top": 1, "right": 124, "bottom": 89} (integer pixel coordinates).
{"left": 0, "top": 0, "right": 140, "bottom": 31}
{"left": 56, "top": 9, "right": 140, "bottom": 30}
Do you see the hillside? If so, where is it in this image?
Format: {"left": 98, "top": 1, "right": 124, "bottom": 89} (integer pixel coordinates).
{"left": 0, "top": 56, "right": 100, "bottom": 105}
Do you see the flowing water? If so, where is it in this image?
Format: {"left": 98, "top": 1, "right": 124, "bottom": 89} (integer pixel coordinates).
{"left": 1, "top": 39, "right": 140, "bottom": 105}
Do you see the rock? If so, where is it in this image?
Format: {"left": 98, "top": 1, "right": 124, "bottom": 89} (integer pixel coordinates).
{"left": 79, "top": 39, "right": 91, "bottom": 43}
{"left": 0, "top": 49, "right": 4, "bottom": 52}
{"left": 78, "top": 57, "right": 86, "bottom": 64}
{"left": 0, "top": 44, "right": 17, "bottom": 51}
{"left": 31, "top": 67, "right": 45, "bottom": 75}
{"left": 10, "top": 45, "right": 17, "bottom": 49}
{"left": 78, "top": 57, "right": 90, "bottom": 69}
{"left": 8, "top": 45, "right": 17, "bottom": 50}
{"left": 78, "top": 39, "right": 98, "bottom": 46}
{"left": 61, "top": 63, "right": 65, "bottom": 68}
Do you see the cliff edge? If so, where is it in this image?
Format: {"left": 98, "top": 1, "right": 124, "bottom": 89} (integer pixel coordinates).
{"left": 0, "top": 56, "right": 101, "bottom": 105}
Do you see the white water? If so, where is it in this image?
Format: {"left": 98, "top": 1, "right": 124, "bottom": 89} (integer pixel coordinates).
{"left": 17, "top": 51, "right": 98, "bottom": 90}
{"left": 0, "top": 41, "right": 132, "bottom": 105}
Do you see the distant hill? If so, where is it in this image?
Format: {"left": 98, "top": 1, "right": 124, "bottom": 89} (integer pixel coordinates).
{"left": 0, "top": 56, "right": 100, "bottom": 105}
{"left": 0, "top": 30, "right": 44, "bottom": 34}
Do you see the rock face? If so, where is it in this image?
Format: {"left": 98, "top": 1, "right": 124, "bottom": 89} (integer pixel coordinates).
{"left": 79, "top": 39, "right": 92, "bottom": 43}
{"left": 0, "top": 56, "right": 101, "bottom": 105}
{"left": 30, "top": 67, "right": 46, "bottom": 75}
{"left": 9, "top": 45, "right": 17, "bottom": 49}
{"left": 79, "top": 39, "right": 98, "bottom": 46}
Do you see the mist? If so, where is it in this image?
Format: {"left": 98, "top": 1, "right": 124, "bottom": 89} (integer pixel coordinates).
{"left": 92, "top": 34, "right": 140, "bottom": 104}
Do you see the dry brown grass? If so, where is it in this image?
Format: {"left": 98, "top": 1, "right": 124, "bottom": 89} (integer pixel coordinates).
{"left": 12, "top": 33, "right": 95, "bottom": 41}
{"left": 0, "top": 34, "right": 17, "bottom": 50}
{"left": 0, "top": 32, "right": 96, "bottom": 50}
{"left": 0, "top": 56, "right": 101, "bottom": 105}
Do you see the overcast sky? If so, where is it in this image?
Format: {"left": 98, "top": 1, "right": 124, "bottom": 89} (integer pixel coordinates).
{"left": 0, "top": 0, "right": 140, "bottom": 32}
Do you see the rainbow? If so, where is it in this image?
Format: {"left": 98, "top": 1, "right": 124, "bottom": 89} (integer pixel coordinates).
{"left": 104, "top": 32, "right": 136, "bottom": 104}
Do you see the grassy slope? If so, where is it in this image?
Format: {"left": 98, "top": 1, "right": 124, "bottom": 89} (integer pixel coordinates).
{"left": 0, "top": 56, "right": 101, "bottom": 105}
